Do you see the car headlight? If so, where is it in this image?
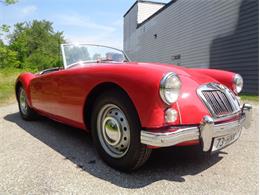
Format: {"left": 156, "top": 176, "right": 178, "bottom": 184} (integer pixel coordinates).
{"left": 233, "top": 74, "right": 243, "bottom": 94}
{"left": 160, "top": 72, "right": 181, "bottom": 105}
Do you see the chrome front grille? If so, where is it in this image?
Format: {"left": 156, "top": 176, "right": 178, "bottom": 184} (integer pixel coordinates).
{"left": 198, "top": 83, "right": 240, "bottom": 118}
{"left": 202, "top": 90, "right": 234, "bottom": 116}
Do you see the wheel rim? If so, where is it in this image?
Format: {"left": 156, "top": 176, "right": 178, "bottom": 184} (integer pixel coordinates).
{"left": 97, "top": 104, "right": 130, "bottom": 158}
{"left": 19, "top": 88, "right": 28, "bottom": 115}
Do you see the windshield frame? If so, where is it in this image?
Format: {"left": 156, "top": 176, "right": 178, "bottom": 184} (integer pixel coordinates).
{"left": 60, "top": 43, "right": 130, "bottom": 69}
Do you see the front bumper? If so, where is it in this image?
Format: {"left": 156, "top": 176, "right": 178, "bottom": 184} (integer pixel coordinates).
{"left": 141, "top": 104, "right": 252, "bottom": 152}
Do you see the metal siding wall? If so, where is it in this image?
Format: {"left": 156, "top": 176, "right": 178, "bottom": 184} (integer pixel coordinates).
{"left": 124, "top": 3, "right": 138, "bottom": 55}
{"left": 124, "top": 0, "right": 259, "bottom": 94}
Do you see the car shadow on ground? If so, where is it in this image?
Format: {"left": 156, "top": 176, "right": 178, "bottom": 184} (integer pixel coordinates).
{"left": 4, "top": 113, "right": 225, "bottom": 189}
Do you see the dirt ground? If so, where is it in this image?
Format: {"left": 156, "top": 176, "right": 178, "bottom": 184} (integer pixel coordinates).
{"left": 0, "top": 102, "right": 258, "bottom": 194}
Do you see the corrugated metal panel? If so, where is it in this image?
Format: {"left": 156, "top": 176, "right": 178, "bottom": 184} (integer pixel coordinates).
{"left": 124, "top": 3, "right": 138, "bottom": 53}
{"left": 124, "top": 0, "right": 259, "bottom": 94}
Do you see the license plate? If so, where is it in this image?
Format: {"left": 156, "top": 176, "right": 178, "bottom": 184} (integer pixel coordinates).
{"left": 212, "top": 129, "right": 242, "bottom": 152}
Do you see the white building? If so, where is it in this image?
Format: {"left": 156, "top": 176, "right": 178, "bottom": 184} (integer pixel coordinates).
{"left": 123, "top": 0, "right": 258, "bottom": 93}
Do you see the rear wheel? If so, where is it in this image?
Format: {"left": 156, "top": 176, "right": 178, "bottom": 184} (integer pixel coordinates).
{"left": 91, "top": 90, "right": 151, "bottom": 171}
{"left": 18, "top": 86, "right": 37, "bottom": 120}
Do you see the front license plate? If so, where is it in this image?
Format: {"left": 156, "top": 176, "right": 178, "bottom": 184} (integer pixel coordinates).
{"left": 212, "top": 129, "right": 242, "bottom": 152}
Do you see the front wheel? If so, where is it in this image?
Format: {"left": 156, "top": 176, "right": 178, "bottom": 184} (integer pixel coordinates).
{"left": 91, "top": 90, "right": 151, "bottom": 171}
{"left": 17, "top": 86, "right": 37, "bottom": 120}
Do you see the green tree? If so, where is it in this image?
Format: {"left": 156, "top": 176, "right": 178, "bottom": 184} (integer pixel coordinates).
{"left": 0, "top": 24, "right": 10, "bottom": 33}
{"left": 0, "top": 0, "right": 18, "bottom": 5}
{"left": 0, "top": 24, "right": 10, "bottom": 41}
{"left": 0, "top": 0, "right": 19, "bottom": 69}
{"left": 64, "top": 46, "right": 90, "bottom": 65}
{"left": 0, "top": 41, "right": 20, "bottom": 68}
{"left": 9, "top": 20, "right": 65, "bottom": 70}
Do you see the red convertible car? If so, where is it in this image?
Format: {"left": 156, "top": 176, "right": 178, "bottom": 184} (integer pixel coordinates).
{"left": 16, "top": 44, "right": 252, "bottom": 171}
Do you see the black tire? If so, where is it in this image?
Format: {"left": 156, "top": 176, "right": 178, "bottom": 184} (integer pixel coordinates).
{"left": 17, "top": 86, "right": 38, "bottom": 120}
{"left": 91, "top": 89, "right": 152, "bottom": 172}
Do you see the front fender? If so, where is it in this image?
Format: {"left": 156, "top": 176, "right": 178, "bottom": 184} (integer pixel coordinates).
{"left": 86, "top": 68, "right": 167, "bottom": 129}
{"left": 113, "top": 74, "right": 212, "bottom": 128}
{"left": 86, "top": 69, "right": 210, "bottom": 129}
{"left": 80, "top": 66, "right": 216, "bottom": 129}
{"left": 16, "top": 72, "right": 36, "bottom": 107}
{"left": 189, "top": 68, "right": 236, "bottom": 92}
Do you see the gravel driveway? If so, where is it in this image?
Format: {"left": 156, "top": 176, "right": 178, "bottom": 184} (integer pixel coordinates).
{"left": 0, "top": 102, "right": 258, "bottom": 194}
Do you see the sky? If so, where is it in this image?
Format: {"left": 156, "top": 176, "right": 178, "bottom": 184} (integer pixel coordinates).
{"left": 1, "top": 0, "right": 169, "bottom": 49}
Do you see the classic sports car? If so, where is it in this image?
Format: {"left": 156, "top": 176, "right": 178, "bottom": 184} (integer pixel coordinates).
{"left": 16, "top": 44, "right": 252, "bottom": 171}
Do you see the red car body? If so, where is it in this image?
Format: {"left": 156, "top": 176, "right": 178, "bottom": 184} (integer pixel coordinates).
{"left": 15, "top": 47, "right": 253, "bottom": 171}
{"left": 17, "top": 62, "right": 237, "bottom": 137}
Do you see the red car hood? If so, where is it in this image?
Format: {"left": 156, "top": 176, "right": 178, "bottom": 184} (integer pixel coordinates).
{"left": 122, "top": 62, "right": 219, "bottom": 84}
{"left": 69, "top": 61, "right": 219, "bottom": 85}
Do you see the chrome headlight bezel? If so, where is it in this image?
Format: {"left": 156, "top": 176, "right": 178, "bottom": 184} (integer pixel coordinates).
{"left": 233, "top": 74, "right": 243, "bottom": 94}
{"left": 160, "top": 72, "right": 182, "bottom": 105}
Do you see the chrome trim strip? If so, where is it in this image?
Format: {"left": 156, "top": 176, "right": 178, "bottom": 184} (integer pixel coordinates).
{"left": 61, "top": 44, "right": 67, "bottom": 69}
{"left": 242, "top": 103, "right": 252, "bottom": 129}
{"left": 141, "top": 127, "right": 199, "bottom": 147}
{"left": 200, "top": 115, "right": 214, "bottom": 151}
{"left": 141, "top": 104, "right": 252, "bottom": 151}
{"left": 213, "top": 115, "right": 245, "bottom": 137}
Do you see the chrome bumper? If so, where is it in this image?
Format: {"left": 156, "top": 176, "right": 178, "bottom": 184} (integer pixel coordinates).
{"left": 141, "top": 104, "right": 252, "bottom": 152}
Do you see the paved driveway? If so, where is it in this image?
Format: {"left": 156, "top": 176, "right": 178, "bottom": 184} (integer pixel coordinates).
{"left": 0, "top": 102, "right": 258, "bottom": 194}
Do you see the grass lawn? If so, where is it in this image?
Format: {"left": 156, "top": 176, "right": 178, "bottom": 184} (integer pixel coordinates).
{"left": 240, "top": 93, "right": 259, "bottom": 102}
{"left": 0, "top": 68, "right": 30, "bottom": 105}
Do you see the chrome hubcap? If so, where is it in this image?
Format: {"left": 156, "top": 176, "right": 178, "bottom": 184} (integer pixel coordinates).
{"left": 97, "top": 104, "right": 130, "bottom": 158}
{"left": 19, "top": 88, "right": 28, "bottom": 115}
{"left": 103, "top": 117, "right": 121, "bottom": 146}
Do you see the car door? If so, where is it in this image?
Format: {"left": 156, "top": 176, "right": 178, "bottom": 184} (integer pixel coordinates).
{"left": 53, "top": 69, "right": 87, "bottom": 126}
{"left": 30, "top": 72, "right": 61, "bottom": 115}
{"left": 31, "top": 68, "right": 88, "bottom": 128}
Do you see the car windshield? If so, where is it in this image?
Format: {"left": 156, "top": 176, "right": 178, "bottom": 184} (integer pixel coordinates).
{"left": 61, "top": 44, "right": 128, "bottom": 69}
